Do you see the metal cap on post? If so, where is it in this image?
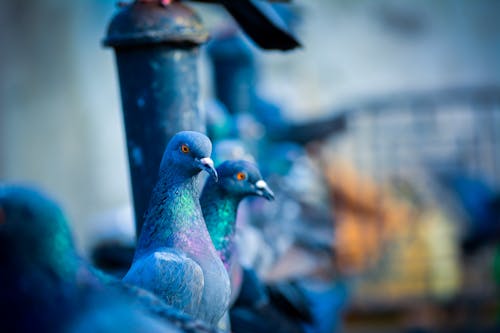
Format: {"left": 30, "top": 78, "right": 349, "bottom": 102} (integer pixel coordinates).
{"left": 104, "top": 1, "right": 209, "bottom": 238}
{"left": 104, "top": 2, "right": 207, "bottom": 47}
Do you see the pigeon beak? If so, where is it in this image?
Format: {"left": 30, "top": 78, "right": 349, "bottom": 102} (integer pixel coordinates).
{"left": 255, "top": 180, "right": 275, "bottom": 201}
{"left": 197, "top": 157, "right": 218, "bottom": 182}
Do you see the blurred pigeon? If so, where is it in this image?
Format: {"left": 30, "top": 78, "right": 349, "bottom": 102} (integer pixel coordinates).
{"left": 212, "top": 139, "right": 256, "bottom": 166}
{"left": 230, "top": 270, "right": 313, "bottom": 333}
{"left": 0, "top": 185, "right": 85, "bottom": 333}
{"left": 123, "top": 131, "right": 231, "bottom": 326}
{"left": 438, "top": 173, "right": 500, "bottom": 254}
{"left": 0, "top": 185, "right": 220, "bottom": 333}
{"left": 205, "top": 99, "right": 237, "bottom": 141}
{"left": 139, "top": 0, "right": 301, "bottom": 51}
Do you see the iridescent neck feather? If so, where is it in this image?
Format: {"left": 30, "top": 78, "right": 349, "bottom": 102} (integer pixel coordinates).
{"left": 201, "top": 183, "right": 243, "bottom": 269}
{"left": 135, "top": 163, "right": 206, "bottom": 258}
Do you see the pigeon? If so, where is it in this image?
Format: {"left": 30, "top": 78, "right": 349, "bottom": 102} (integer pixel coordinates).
{"left": 0, "top": 184, "right": 221, "bottom": 333}
{"left": 0, "top": 185, "right": 85, "bottom": 333}
{"left": 137, "top": 0, "right": 301, "bottom": 51}
{"left": 123, "top": 131, "right": 231, "bottom": 326}
{"left": 200, "top": 160, "right": 274, "bottom": 331}
{"left": 200, "top": 160, "right": 274, "bottom": 280}
{"left": 199, "top": 160, "right": 314, "bottom": 333}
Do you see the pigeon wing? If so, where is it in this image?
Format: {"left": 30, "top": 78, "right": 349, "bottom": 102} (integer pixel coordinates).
{"left": 123, "top": 250, "right": 204, "bottom": 317}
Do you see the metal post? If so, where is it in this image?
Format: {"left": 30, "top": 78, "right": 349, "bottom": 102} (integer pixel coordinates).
{"left": 207, "top": 34, "right": 257, "bottom": 116}
{"left": 207, "top": 34, "right": 346, "bottom": 144}
{"left": 104, "top": 1, "right": 208, "bottom": 237}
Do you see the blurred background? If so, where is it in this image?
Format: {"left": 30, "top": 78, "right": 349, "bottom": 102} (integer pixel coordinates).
{"left": 1, "top": 0, "right": 499, "bottom": 332}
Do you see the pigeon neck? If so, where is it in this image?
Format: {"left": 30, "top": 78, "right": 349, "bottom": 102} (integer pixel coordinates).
{"left": 201, "top": 185, "right": 241, "bottom": 269}
{"left": 136, "top": 168, "right": 209, "bottom": 257}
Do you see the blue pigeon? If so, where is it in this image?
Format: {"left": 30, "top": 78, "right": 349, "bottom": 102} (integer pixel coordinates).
{"left": 123, "top": 131, "right": 231, "bottom": 326}
{"left": 0, "top": 185, "right": 84, "bottom": 333}
{"left": 200, "top": 160, "right": 314, "bottom": 333}
{"left": 200, "top": 160, "right": 274, "bottom": 284}
{"left": 0, "top": 184, "right": 222, "bottom": 333}
{"left": 200, "top": 160, "right": 274, "bottom": 331}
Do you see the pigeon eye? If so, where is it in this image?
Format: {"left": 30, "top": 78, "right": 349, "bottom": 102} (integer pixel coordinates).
{"left": 180, "top": 144, "right": 190, "bottom": 154}
{"left": 236, "top": 172, "right": 246, "bottom": 181}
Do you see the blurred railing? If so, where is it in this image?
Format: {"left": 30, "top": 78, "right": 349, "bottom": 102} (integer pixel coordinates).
{"left": 318, "top": 85, "right": 500, "bottom": 331}
{"left": 334, "top": 84, "right": 500, "bottom": 185}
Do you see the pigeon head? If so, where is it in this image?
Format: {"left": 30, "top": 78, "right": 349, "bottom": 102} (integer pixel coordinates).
{"left": 215, "top": 160, "right": 275, "bottom": 201}
{"left": 0, "top": 185, "right": 76, "bottom": 267}
{"left": 160, "top": 131, "right": 218, "bottom": 181}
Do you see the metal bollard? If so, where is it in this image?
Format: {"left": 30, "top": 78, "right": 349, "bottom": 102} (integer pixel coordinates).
{"left": 104, "top": 1, "right": 208, "bottom": 237}
{"left": 207, "top": 34, "right": 346, "bottom": 144}
{"left": 207, "top": 34, "right": 256, "bottom": 117}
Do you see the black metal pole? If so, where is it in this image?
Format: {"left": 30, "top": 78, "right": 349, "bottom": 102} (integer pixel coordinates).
{"left": 207, "top": 34, "right": 347, "bottom": 145}
{"left": 104, "top": 1, "right": 208, "bottom": 237}
{"left": 207, "top": 34, "right": 257, "bottom": 117}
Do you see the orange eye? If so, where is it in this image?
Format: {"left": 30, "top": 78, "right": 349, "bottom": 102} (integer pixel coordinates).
{"left": 180, "top": 144, "right": 190, "bottom": 154}
{"left": 236, "top": 172, "right": 246, "bottom": 181}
